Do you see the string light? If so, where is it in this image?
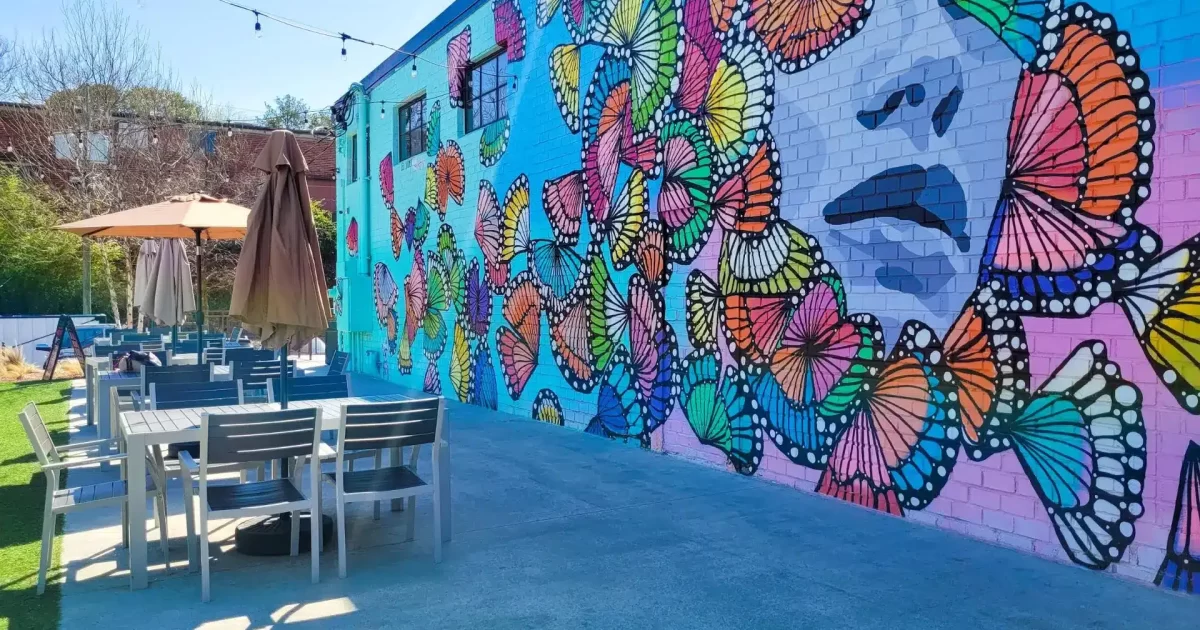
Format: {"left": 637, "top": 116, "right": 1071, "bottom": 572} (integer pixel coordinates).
{"left": 152, "top": 132, "right": 159, "bottom": 145}
{"left": 341, "top": 34, "right": 348, "bottom": 61}
{"left": 5, "top": 144, "right": 12, "bottom": 153}
{"left": 411, "top": 62, "right": 417, "bottom": 79}
{"left": 254, "top": 10, "right": 262, "bottom": 38}
{"left": 379, "top": 104, "right": 385, "bottom": 119}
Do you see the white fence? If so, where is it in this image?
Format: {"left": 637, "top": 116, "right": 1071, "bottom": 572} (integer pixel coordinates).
{"left": 0, "top": 316, "right": 102, "bottom": 365}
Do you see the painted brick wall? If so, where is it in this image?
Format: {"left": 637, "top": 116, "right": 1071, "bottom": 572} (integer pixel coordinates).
{"left": 335, "top": 0, "right": 1200, "bottom": 590}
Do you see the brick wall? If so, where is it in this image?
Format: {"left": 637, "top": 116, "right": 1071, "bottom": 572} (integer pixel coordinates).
{"left": 337, "top": 0, "right": 1200, "bottom": 590}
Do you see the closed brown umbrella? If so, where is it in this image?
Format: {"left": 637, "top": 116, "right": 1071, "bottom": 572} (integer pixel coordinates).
{"left": 140, "top": 239, "right": 196, "bottom": 327}
{"left": 230, "top": 129, "right": 329, "bottom": 352}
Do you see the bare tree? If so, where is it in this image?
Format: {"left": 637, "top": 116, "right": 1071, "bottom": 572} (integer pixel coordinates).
{"left": 4, "top": 0, "right": 256, "bottom": 325}
{"left": 0, "top": 37, "right": 16, "bottom": 100}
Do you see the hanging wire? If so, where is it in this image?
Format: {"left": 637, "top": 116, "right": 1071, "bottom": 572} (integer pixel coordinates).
{"left": 211, "top": 0, "right": 517, "bottom": 81}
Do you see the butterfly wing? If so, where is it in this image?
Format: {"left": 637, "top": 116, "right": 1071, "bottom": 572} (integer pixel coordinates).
{"left": 530, "top": 239, "right": 584, "bottom": 310}
{"left": 447, "top": 27, "right": 472, "bottom": 108}
{"left": 719, "top": 219, "right": 826, "bottom": 296}
{"left": 940, "top": 0, "right": 1045, "bottom": 62}
{"left": 549, "top": 285, "right": 601, "bottom": 392}
{"left": 467, "top": 340, "right": 499, "bottom": 410}
{"left": 604, "top": 169, "right": 648, "bottom": 267}
{"left": 625, "top": 0, "right": 680, "bottom": 134}
{"left": 500, "top": 175, "right": 532, "bottom": 262}
{"left": 389, "top": 208, "right": 404, "bottom": 260}
{"left": 424, "top": 166, "right": 440, "bottom": 216}
{"left": 476, "top": 180, "right": 504, "bottom": 267}
{"left": 450, "top": 322, "right": 474, "bottom": 402}
{"left": 436, "top": 141, "right": 466, "bottom": 208}
{"left": 680, "top": 347, "right": 765, "bottom": 475}
{"left": 1155, "top": 442, "right": 1200, "bottom": 592}
{"left": 379, "top": 153, "right": 395, "bottom": 209}
{"left": 627, "top": 274, "right": 678, "bottom": 433}
{"left": 582, "top": 56, "right": 633, "bottom": 226}
{"left": 685, "top": 269, "right": 720, "bottom": 350}
{"left": 675, "top": 0, "right": 721, "bottom": 115}
{"left": 424, "top": 361, "right": 442, "bottom": 395}
{"left": 635, "top": 219, "right": 673, "bottom": 288}
{"left": 713, "top": 138, "right": 780, "bottom": 237}
{"left": 465, "top": 259, "right": 493, "bottom": 337}
{"left": 945, "top": 294, "right": 1031, "bottom": 459}
{"left": 549, "top": 44, "right": 582, "bottom": 133}
{"left": 583, "top": 248, "right": 629, "bottom": 374}
{"left": 532, "top": 389, "right": 566, "bottom": 426}
{"left": 747, "top": 0, "right": 871, "bottom": 72}
{"left": 658, "top": 115, "right": 716, "bottom": 263}
{"left": 1116, "top": 235, "right": 1200, "bottom": 412}
{"left": 498, "top": 272, "right": 542, "bottom": 399}
{"left": 1006, "top": 341, "right": 1146, "bottom": 569}
{"left": 536, "top": 0, "right": 563, "bottom": 28}
{"left": 493, "top": 0, "right": 527, "bottom": 61}
{"left": 543, "top": 170, "right": 585, "bottom": 247}
{"left": 587, "top": 345, "right": 647, "bottom": 439}
{"left": 346, "top": 218, "right": 359, "bottom": 256}
{"left": 397, "top": 333, "right": 413, "bottom": 374}
{"left": 479, "top": 119, "right": 511, "bottom": 167}
{"left": 703, "top": 31, "right": 772, "bottom": 164}
{"left": 769, "top": 277, "right": 856, "bottom": 405}
{"left": 373, "top": 262, "right": 399, "bottom": 328}
{"left": 426, "top": 101, "right": 442, "bottom": 157}
{"left": 978, "top": 6, "right": 1158, "bottom": 316}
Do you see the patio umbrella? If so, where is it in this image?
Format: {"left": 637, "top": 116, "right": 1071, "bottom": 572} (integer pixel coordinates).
{"left": 140, "top": 239, "right": 196, "bottom": 348}
{"left": 57, "top": 194, "right": 250, "bottom": 361}
{"left": 132, "top": 239, "right": 159, "bottom": 307}
{"left": 230, "top": 129, "right": 329, "bottom": 407}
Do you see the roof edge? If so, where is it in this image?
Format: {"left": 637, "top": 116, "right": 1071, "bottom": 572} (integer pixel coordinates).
{"left": 359, "top": 0, "right": 488, "bottom": 92}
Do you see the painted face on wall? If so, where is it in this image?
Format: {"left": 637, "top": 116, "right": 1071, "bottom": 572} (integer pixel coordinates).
{"left": 772, "top": 0, "right": 1022, "bottom": 341}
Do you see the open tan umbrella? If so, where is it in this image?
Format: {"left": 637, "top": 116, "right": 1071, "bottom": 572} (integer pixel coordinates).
{"left": 57, "top": 194, "right": 251, "bottom": 360}
{"left": 230, "top": 130, "right": 329, "bottom": 352}
{"left": 140, "top": 239, "right": 196, "bottom": 327}
{"left": 56, "top": 194, "right": 249, "bottom": 240}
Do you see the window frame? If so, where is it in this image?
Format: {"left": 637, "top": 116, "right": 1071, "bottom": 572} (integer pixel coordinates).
{"left": 348, "top": 133, "right": 359, "bottom": 183}
{"left": 464, "top": 48, "right": 508, "bottom": 134}
{"left": 396, "top": 95, "right": 427, "bottom": 162}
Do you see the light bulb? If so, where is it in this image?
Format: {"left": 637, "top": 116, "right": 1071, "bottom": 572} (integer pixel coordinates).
{"left": 226, "top": 128, "right": 233, "bottom": 138}
{"left": 5, "top": 145, "right": 12, "bottom": 153}
{"left": 380, "top": 105, "right": 385, "bottom": 119}
{"left": 152, "top": 133, "right": 159, "bottom": 145}
{"left": 254, "top": 12, "right": 262, "bottom": 38}
{"left": 411, "top": 62, "right": 417, "bottom": 79}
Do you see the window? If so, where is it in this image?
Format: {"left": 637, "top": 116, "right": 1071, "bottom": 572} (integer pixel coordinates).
{"left": 52, "top": 132, "right": 109, "bottom": 163}
{"left": 349, "top": 133, "right": 359, "bottom": 182}
{"left": 397, "top": 97, "right": 426, "bottom": 161}
{"left": 465, "top": 50, "right": 508, "bottom": 133}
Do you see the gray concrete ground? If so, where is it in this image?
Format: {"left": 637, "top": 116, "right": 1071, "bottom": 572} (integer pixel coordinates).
{"left": 50, "top": 369, "right": 1199, "bottom": 629}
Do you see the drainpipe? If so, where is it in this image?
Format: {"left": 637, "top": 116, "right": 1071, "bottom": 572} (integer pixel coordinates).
{"left": 354, "top": 83, "right": 372, "bottom": 275}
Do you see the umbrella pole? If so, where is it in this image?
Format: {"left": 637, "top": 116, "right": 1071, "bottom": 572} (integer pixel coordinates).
{"left": 194, "top": 229, "right": 205, "bottom": 364}
{"left": 279, "top": 342, "right": 290, "bottom": 409}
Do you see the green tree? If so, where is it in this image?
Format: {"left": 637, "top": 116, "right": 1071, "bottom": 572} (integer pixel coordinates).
{"left": 312, "top": 199, "right": 336, "bottom": 287}
{"left": 0, "top": 168, "right": 119, "bottom": 315}
{"left": 260, "top": 94, "right": 309, "bottom": 130}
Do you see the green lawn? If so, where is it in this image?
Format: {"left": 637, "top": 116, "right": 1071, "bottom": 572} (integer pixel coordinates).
{"left": 0, "top": 380, "right": 73, "bottom": 630}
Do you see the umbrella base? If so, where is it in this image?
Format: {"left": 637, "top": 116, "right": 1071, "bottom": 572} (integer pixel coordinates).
{"left": 234, "top": 513, "right": 334, "bottom": 556}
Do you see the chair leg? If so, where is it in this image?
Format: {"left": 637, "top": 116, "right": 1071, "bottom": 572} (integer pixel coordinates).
{"left": 182, "top": 479, "right": 197, "bottom": 573}
{"left": 433, "top": 489, "right": 443, "bottom": 564}
{"left": 310, "top": 504, "right": 320, "bottom": 584}
{"left": 290, "top": 510, "right": 300, "bottom": 557}
{"left": 38, "top": 491, "right": 54, "bottom": 595}
{"left": 200, "top": 509, "right": 211, "bottom": 602}
{"left": 121, "top": 502, "right": 129, "bottom": 549}
{"left": 405, "top": 497, "right": 416, "bottom": 543}
{"left": 373, "top": 450, "right": 382, "bottom": 520}
{"left": 156, "top": 494, "right": 170, "bottom": 565}
{"left": 336, "top": 494, "right": 347, "bottom": 578}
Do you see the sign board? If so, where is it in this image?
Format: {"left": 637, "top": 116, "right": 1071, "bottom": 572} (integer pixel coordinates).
{"left": 42, "top": 315, "right": 86, "bottom": 381}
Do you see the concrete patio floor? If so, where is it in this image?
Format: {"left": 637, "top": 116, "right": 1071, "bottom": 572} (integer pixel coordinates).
{"left": 52, "top": 372, "right": 1198, "bottom": 629}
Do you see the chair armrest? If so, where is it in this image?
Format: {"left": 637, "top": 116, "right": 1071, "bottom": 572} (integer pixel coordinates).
{"left": 43, "top": 452, "right": 127, "bottom": 470}
{"left": 56, "top": 438, "right": 120, "bottom": 453}
{"left": 177, "top": 450, "right": 200, "bottom": 476}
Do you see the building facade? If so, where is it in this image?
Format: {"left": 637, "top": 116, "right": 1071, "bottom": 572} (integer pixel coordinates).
{"left": 335, "top": 0, "right": 1200, "bottom": 589}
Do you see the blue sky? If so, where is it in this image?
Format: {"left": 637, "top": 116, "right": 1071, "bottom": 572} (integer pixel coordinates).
{"left": 5, "top": 0, "right": 456, "bottom": 121}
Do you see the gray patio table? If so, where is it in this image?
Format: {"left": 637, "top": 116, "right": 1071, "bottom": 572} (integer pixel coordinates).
{"left": 119, "top": 394, "right": 452, "bottom": 590}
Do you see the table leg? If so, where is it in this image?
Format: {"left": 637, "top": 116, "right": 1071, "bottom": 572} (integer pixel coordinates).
{"left": 439, "top": 441, "right": 451, "bottom": 543}
{"left": 85, "top": 363, "right": 95, "bottom": 427}
{"left": 127, "top": 433, "right": 148, "bottom": 590}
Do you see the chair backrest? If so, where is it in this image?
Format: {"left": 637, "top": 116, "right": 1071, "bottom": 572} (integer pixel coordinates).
{"left": 141, "top": 363, "right": 212, "bottom": 395}
{"left": 140, "top": 340, "right": 165, "bottom": 352}
{"left": 150, "top": 380, "right": 243, "bottom": 410}
{"left": 326, "top": 351, "right": 350, "bottom": 376}
{"left": 17, "top": 403, "right": 61, "bottom": 469}
{"left": 232, "top": 359, "right": 295, "bottom": 389}
{"left": 202, "top": 346, "right": 225, "bottom": 365}
{"left": 103, "top": 343, "right": 143, "bottom": 361}
{"left": 224, "top": 348, "right": 274, "bottom": 365}
{"left": 267, "top": 374, "right": 349, "bottom": 403}
{"left": 337, "top": 398, "right": 443, "bottom": 456}
{"left": 230, "top": 326, "right": 244, "bottom": 342}
{"left": 201, "top": 408, "right": 320, "bottom": 468}
{"left": 148, "top": 326, "right": 172, "bottom": 336}
{"left": 120, "top": 333, "right": 159, "bottom": 345}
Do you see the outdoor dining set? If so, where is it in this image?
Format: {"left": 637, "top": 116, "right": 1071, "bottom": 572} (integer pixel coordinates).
{"left": 18, "top": 343, "right": 451, "bottom": 602}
